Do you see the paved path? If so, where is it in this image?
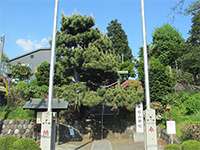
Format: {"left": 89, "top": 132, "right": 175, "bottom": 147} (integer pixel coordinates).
{"left": 91, "top": 140, "right": 112, "bottom": 150}
{"left": 56, "top": 139, "right": 164, "bottom": 150}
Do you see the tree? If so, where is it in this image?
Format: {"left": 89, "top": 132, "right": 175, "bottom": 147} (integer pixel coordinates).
{"left": 180, "top": 10, "right": 200, "bottom": 84}
{"left": 187, "top": 10, "right": 200, "bottom": 46}
{"left": 54, "top": 14, "right": 144, "bottom": 110}
{"left": 35, "top": 61, "right": 50, "bottom": 86}
{"left": 151, "top": 24, "right": 185, "bottom": 68}
{"left": 137, "top": 51, "right": 175, "bottom": 102}
{"left": 103, "top": 80, "right": 144, "bottom": 111}
{"left": 107, "top": 20, "right": 135, "bottom": 77}
{"left": 10, "top": 63, "right": 32, "bottom": 81}
{"left": 56, "top": 14, "right": 120, "bottom": 88}
{"left": 186, "top": 0, "right": 200, "bottom": 15}
{"left": 107, "top": 19, "right": 133, "bottom": 60}
{"left": 149, "top": 58, "right": 176, "bottom": 101}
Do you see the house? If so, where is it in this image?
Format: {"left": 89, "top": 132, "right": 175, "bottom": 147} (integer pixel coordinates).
{"left": 9, "top": 48, "right": 51, "bottom": 72}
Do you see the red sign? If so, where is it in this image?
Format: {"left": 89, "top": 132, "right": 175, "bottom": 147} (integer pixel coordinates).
{"left": 42, "top": 130, "right": 49, "bottom": 137}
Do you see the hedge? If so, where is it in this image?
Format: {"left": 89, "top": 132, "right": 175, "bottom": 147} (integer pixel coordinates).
{"left": 165, "top": 140, "right": 200, "bottom": 150}
{"left": 182, "top": 140, "right": 200, "bottom": 150}
{"left": 0, "top": 136, "right": 18, "bottom": 150}
{"left": 164, "top": 144, "right": 181, "bottom": 150}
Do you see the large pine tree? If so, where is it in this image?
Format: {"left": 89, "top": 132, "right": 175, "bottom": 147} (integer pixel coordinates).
{"left": 35, "top": 15, "right": 143, "bottom": 110}
{"left": 56, "top": 15, "right": 119, "bottom": 88}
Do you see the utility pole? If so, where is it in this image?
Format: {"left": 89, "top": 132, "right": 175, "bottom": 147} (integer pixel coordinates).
{"left": 40, "top": 0, "right": 59, "bottom": 150}
{"left": 0, "top": 35, "right": 5, "bottom": 63}
{"left": 0, "top": 35, "right": 5, "bottom": 75}
{"left": 140, "top": 0, "right": 158, "bottom": 150}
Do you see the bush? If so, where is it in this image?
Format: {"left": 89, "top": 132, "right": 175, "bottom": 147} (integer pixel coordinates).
{"left": 7, "top": 107, "right": 34, "bottom": 120}
{"left": 12, "top": 138, "right": 40, "bottom": 150}
{"left": 182, "top": 124, "right": 200, "bottom": 141}
{"left": 182, "top": 140, "right": 200, "bottom": 150}
{"left": 0, "top": 136, "right": 18, "bottom": 150}
{"left": 184, "top": 93, "right": 200, "bottom": 114}
{"left": 164, "top": 144, "right": 181, "bottom": 150}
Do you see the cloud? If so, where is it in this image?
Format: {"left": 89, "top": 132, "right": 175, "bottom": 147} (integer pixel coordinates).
{"left": 16, "top": 37, "right": 50, "bottom": 52}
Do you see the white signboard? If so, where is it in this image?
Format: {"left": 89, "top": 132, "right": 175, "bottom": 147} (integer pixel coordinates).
{"left": 167, "top": 121, "right": 176, "bottom": 135}
{"left": 135, "top": 103, "right": 144, "bottom": 133}
{"left": 36, "top": 112, "right": 42, "bottom": 124}
{"left": 37, "top": 112, "right": 56, "bottom": 124}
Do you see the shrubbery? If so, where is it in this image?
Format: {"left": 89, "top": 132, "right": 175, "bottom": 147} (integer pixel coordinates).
{"left": 164, "top": 144, "right": 181, "bottom": 150}
{"left": 182, "top": 140, "right": 200, "bottom": 150}
{"left": 12, "top": 138, "right": 40, "bottom": 150}
{"left": 165, "top": 140, "right": 200, "bottom": 150}
{"left": 183, "top": 93, "right": 200, "bottom": 115}
{"left": 0, "top": 107, "right": 34, "bottom": 120}
{"left": 0, "top": 136, "right": 40, "bottom": 150}
{"left": 0, "top": 136, "right": 18, "bottom": 150}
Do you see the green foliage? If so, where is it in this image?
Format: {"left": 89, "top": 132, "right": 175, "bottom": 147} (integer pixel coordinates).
{"left": 56, "top": 83, "right": 87, "bottom": 109}
{"left": 9, "top": 80, "right": 48, "bottom": 106}
{"left": 56, "top": 14, "right": 119, "bottom": 86}
{"left": 183, "top": 93, "right": 200, "bottom": 114}
{"left": 175, "top": 70, "right": 194, "bottom": 84}
{"left": 149, "top": 58, "right": 176, "bottom": 101}
{"left": 0, "top": 136, "right": 18, "bottom": 150}
{"left": 164, "top": 144, "right": 181, "bottom": 150}
{"left": 187, "top": 10, "right": 200, "bottom": 46}
{"left": 152, "top": 24, "right": 185, "bottom": 68}
{"left": 0, "top": 106, "right": 33, "bottom": 120}
{"left": 82, "top": 90, "right": 102, "bottom": 107}
{"left": 103, "top": 81, "right": 143, "bottom": 111}
{"left": 180, "top": 46, "right": 200, "bottom": 85}
{"left": 162, "top": 92, "right": 190, "bottom": 106}
{"left": 6, "top": 107, "right": 34, "bottom": 120}
{"left": 10, "top": 63, "right": 32, "bottom": 81}
{"left": 12, "top": 138, "right": 40, "bottom": 150}
{"left": 0, "top": 106, "right": 8, "bottom": 119}
{"left": 107, "top": 19, "right": 133, "bottom": 60}
{"left": 119, "top": 60, "right": 135, "bottom": 78}
{"left": 162, "top": 92, "right": 200, "bottom": 121}
{"left": 182, "top": 140, "right": 200, "bottom": 150}
{"left": 180, "top": 10, "right": 200, "bottom": 85}
{"left": 164, "top": 140, "right": 200, "bottom": 150}
{"left": 83, "top": 44, "right": 119, "bottom": 71}
{"left": 186, "top": 0, "right": 200, "bottom": 14}
{"left": 35, "top": 61, "right": 50, "bottom": 86}
{"left": 162, "top": 92, "right": 200, "bottom": 138}
{"left": 28, "top": 80, "right": 48, "bottom": 98}
{"left": 137, "top": 53, "right": 176, "bottom": 102}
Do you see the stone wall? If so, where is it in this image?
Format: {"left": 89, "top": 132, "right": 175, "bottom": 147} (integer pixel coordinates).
{"left": 0, "top": 120, "right": 35, "bottom": 138}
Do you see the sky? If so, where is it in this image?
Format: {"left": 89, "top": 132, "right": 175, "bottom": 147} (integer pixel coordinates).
{"left": 0, "top": 0, "right": 194, "bottom": 59}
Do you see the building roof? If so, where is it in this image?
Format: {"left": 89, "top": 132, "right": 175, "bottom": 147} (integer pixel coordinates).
{"left": 23, "top": 98, "right": 68, "bottom": 111}
{"left": 9, "top": 48, "right": 50, "bottom": 62}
